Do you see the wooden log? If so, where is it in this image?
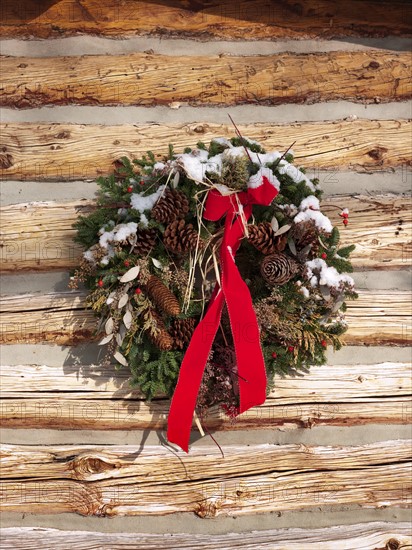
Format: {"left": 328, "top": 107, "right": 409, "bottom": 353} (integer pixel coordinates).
{"left": 0, "top": 524, "right": 411, "bottom": 550}
{"left": 1, "top": 194, "right": 410, "bottom": 272}
{"left": 0, "top": 363, "right": 410, "bottom": 430}
{"left": 2, "top": 51, "right": 411, "bottom": 109}
{"left": 0, "top": 441, "right": 410, "bottom": 516}
{"left": 1, "top": 0, "right": 410, "bottom": 40}
{"left": 0, "top": 289, "right": 410, "bottom": 346}
{"left": 1, "top": 120, "right": 410, "bottom": 181}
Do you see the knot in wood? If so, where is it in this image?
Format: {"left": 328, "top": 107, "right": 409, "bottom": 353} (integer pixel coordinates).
{"left": 386, "top": 539, "right": 400, "bottom": 550}
{"left": 195, "top": 499, "right": 218, "bottom": 518}
{"left": 71, "top": 455, "right": 116, "bottom": 479}
{"left": 0, "top": 153, "right": 14, "bottom": 169}
{"left": 367, "top": 147, "right": 388, "bottom": 161}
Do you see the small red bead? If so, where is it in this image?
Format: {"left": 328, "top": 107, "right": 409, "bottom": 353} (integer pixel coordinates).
{"left": 287, "top": 345, "right": 294, "bottom": 353}
{"left": 97, "top": 279, "right": 104, "bottom": 287}
{"left": 135, "top": 287, "right": 142, "bottom": 295}
{"left": 343, "top": 219, "right": 349, "bottom": 226}
{"left": 124, "top": 260, "right": 130, "bottom": 267}
{"left": 321, "top": 252, "right": 327, "bottom": 259}
{"left": 271, "top": 352, "right": 277, "bottom": 359}
{"left": 321, "top": 340, "right": 327, "bottom": 348}
{"left": 127, "top": 186, "right": 133, "bottom": 193}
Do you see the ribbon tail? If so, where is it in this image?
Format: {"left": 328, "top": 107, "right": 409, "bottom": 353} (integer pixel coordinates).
{"left": 221, "top": 245, "right": 267, "bottom": 414}
{"left": 167, "top": 291, "right": 224, "bottom": 452}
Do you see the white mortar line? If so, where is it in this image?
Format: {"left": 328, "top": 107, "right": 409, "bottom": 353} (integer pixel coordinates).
{"left": 0, "top": 270, "right": 410, "bottom": 295}
{"left": 1, "top": 37, "right": 411, "bottom": 57}
{"left": 1, "top": 172, "right": 411, "bottom": 205}
{"left": 0, "top": 509, "right": 410, "bottom": 534}
{"left": 1, "top": 103, "right": 411, "bottom": 125}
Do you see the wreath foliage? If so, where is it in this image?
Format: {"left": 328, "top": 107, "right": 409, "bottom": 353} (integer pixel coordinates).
{"left": 71, "top": 137, "right": 357, "bottom": 418}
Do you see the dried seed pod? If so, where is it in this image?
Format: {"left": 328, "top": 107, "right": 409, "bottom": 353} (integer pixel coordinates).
{"left": 248, "top": 222, "right": 288, "bottom": 255}
{"left": 170, "top": 318, "right": 197, "bottom": 350}
{"left": 146, "top": 275, "right": 181, "bottom": 317}
{"left": 163, "top": 219, "right": 201, "bottom": 254}
{"left": 148, "top": 310, "right": 174, "bottom": 350}
{"left": 152, "top": 189, "right": 189, "bottom": 224}
{"left": 261, "top": 252, "right": 300, "bottom": 285}
{"left": 133, "top": 228, "right": 158, "bottom": 256}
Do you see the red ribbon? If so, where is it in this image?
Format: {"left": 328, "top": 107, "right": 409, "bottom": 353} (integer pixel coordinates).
{"left": 167, "top": 176, "right": 279, "bottom": 452}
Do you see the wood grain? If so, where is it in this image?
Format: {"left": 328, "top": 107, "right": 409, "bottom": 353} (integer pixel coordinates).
{"left": 1, "top": 362, "right": 410, "bottom": 430}
{"left": 1, "top": 289, "right": 410, "bottom": 346}
{"left": 0, "top": 441, "right": 410, "bottom": 516}
{"left": 1, "top": 120, "right": 410, "bottom": 181}
{"left": 2, "top": 51, "right": 411, "bottom": 109}
{"left": 1, "top": 194, "right": 410, "bottom": 272}
{"left": 1, "top": 0, "right": 411, "bottom": 40}
{"left": 1, "top": 524, "right": 411, "bottom": 550}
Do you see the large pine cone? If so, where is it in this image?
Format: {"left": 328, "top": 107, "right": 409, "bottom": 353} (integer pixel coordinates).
{"left": 290, "top": 220, "right": 320, "bottom": 256}
{"left": 170, "top": 318, "right": 197, "bottom": 350}
{"left": 146, "top": 275, "right": 181, "bottom": 316}
{"left": 163, "top": 219, "right": 201, "bottom": 254}
{"left": 152, "top": 189, "right": 189, "bottom": 224}
{"left": 148, "top": 310, "right": 174, "bottom": 350}
{"left": 261, "top": 252, "right": 300, "bottom": 285}
{"left": 248, "top": 222, "right": 288, "bottom": 255}
{"left": 133, "top": 228, "right": 157, "bottom": 256}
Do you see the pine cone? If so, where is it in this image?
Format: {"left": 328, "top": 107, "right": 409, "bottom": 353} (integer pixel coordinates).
{"left": 170, "top": 318, "right": 197, "bottom": 350}
{"left": 146, "top": 275, "right": 181, "bottom": 317}
{"left": 151, "top": 189, "right": 189, "bottom": 224}
{"left": 248, "top": 222, "right": 288, "bottom": 255}
{"left": 163, "top": 219, "right": 201, "bottom": 254}
{"left": 261, "top": 252, "right": 300, "bottom": 285}
{"left": 148, "top": 310, "right": 174, "bottom": 350}
{"left": 133, "top": 228, "right": 157, "bottom": 256}
{"left": 291, "top": 220, "right": 320, "bottom": 256}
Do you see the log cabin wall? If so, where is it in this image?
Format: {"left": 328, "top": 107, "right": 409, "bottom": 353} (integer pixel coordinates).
{"left": 0, "top": 1, "right": 411, "bottom": 548}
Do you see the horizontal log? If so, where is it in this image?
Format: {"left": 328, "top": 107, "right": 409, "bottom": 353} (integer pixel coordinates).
{"left": 1, "top": 524, "right": 411, "bottom": 550}
{"left": 0, "top": 363, "right": 410, "bottom": 430}
{"left": 0, "top": 289, "right": 410, "bottom": 346}
{"left": 1, "top": 194, "right": 410, "bottom": 272}
{"left": 1, "top": 120, "right": 410, "bottom": 181}
{"left": 0, "top": 441, "right": 410, "bottom": 516}
{"left": 1, "top": 1, "right": 410, "bottom": 40}
{"left": 2, "top": 51, "right": 411, "bottom": 109}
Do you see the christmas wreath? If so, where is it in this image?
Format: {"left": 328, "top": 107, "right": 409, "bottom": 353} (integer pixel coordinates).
{"left": 71, "top": 135, "right": 357, "bottom": 451}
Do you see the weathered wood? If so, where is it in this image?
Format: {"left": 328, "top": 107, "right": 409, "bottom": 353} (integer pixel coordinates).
{"left": 1, "top": 524, "right": 411, "bottom": 550}
{"left": 0, "top": 441, "right": 410, "bottom": 516}
{"left": 1, "top": 120, "right": 410, "bottom": 181}
{"left": 1, "top": 289, "right": 410, "bottom": 346}
{"left": 1, "top": 194, "right": 410, "bottom": 272}
{"left": 0, "top": 363, "right": 410, "bottom": 430}
{"left": 2, "top": 51, "right": 411, "bottom": 109}
{"left": 1, "top": 0, "right": 411, "bottom": 40}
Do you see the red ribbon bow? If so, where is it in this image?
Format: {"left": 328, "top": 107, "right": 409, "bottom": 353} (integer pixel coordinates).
{"left": 167, "top": 176, "right": 279, "bottom": 452}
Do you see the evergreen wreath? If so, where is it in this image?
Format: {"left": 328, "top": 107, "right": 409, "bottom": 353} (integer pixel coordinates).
{"left": 70, "top": 135, "right": 358, "bottom": 436}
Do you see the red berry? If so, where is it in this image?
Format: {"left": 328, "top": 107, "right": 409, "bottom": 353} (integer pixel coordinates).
{"left": 343, "top": 219, "right": 348, "bottom": 226}
{"left": 97, "top": 279, "right": 104, "bottom": 287}
{"left": 124, "top": 260, "right": 130, "bottom": 267}
{"left": 139, "top": 180, "right": 145, "bottom": 186}
{"left": 271, "top": 352, "right": 277, "bottom": 359}
{"left": 127, "top": 186, "right": 133, "bottom": 193}
{"left": 321, "top": 340, "right": 327, "bottom": 348}
{"left": 135, "top": 287, "right": 142, "bottom": 295}
{"left": 287, "top": 345, "right": 294, "bottom": 353}
{"left": 321, "top": 252, "right": 327, "bottom": 260}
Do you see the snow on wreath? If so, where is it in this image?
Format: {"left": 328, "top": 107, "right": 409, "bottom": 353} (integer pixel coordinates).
{"left": 70, "top": 135, "right": 357, "bottom": 452}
